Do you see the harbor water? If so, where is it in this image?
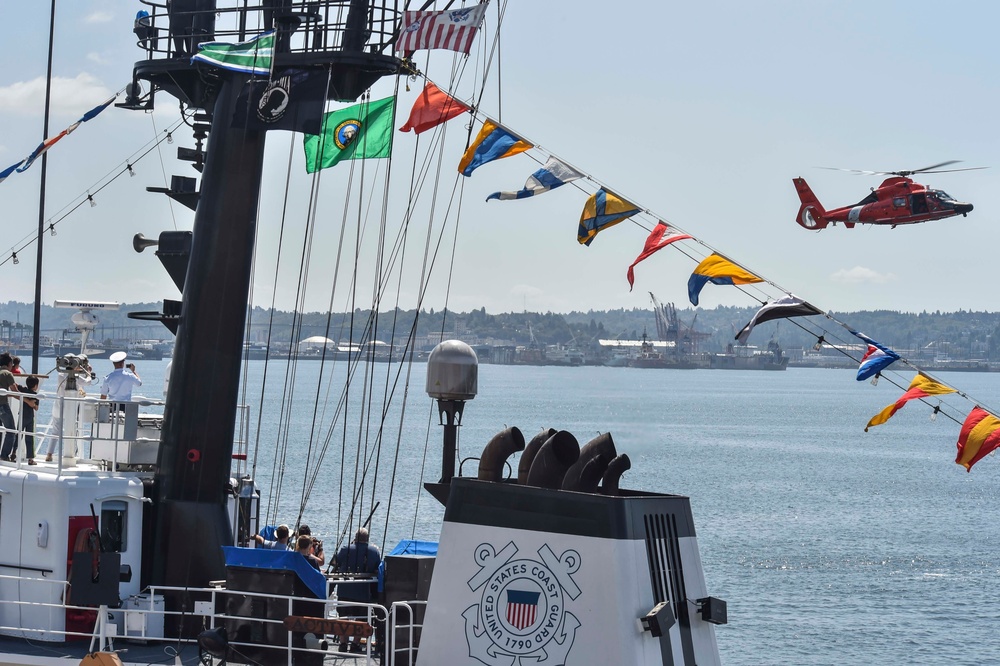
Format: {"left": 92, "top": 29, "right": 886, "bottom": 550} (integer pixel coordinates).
{"left": 27, "top": 358, "right": 1000, "bottom": 664}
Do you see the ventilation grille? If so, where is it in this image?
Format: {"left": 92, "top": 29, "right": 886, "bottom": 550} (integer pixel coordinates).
{"left": 643, "top": 512, "right": 687, "bottom": 621}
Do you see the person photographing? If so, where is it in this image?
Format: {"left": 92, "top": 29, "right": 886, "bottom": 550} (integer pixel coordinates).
{"left": 101, "top": 351, "right": 142, "bottom": 408}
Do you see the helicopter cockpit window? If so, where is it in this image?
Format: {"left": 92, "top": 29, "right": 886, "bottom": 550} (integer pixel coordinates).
{"left": 892, "top": 197, "right": 906, "bottom": 207}
{"left": 935, "top": 190, "right": 955, "bottom": 201}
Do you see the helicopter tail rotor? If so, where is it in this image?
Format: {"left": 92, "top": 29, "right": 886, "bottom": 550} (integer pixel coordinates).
{"left": 793, "top": 177, "right": 829, "bottom": 230}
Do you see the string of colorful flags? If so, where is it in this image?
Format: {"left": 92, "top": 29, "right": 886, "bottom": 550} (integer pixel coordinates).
{"left": 0, "top": 94, "right": 117, "bottom": 186}
{"left": 186, "top": 3, "right": 1000, "bottom": 471}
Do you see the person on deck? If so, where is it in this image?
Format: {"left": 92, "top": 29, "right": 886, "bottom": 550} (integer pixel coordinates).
{"left": 16, "top": 377, "right": 39, "bottom": 465}
{"left": 42, "top": 363, "right": 94, "bottom": 462}
{"left": 11, "top": 357, "right": 23, "bottom": 375}
{"left": 101, "top": 352, "right": 142, "bottom": 406}
{"left": 254, "top": 524, "right": 291, "bottom": 550}
{"left": 295, "top": 535, "right": 322, "bottom": 570}
{"left": 0, "top": 353, "right": 20, "bottom": 462}
{"left": 297, "top": 524, "right": 325, "bottom": 566}
{"left": 335, "top": 528, "right": 383, "bottom": 654}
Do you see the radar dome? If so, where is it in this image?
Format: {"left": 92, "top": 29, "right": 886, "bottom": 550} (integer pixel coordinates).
{"left": 426, "top": 340, "right": 478, "bottom": 401}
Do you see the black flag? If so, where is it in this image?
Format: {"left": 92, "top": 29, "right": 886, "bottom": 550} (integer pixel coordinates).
{"left": 233, "top": 68, "right": 327, "bottom": 135}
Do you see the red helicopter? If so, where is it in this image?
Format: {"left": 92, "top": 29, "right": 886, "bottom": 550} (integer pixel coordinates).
{"left": 793, "top": 161, "right": 984, "bottom": 230}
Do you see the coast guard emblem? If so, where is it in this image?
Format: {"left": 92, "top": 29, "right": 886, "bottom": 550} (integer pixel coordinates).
{"left": 448, "top": 8, "right": 476, "bottom": 23}
{"left": 463, "top": 541, "right": 582, "bottom": 665}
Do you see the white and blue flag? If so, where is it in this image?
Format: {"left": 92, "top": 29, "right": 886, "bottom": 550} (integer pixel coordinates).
{"left": 852, "top": 330, "right": 900, "bottom": 381}
{"left": 486, "top": 156, "right": 583, "bottom": 201}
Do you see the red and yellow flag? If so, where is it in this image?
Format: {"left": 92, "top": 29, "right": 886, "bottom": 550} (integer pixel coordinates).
{"left": 864, "top": 373, "right": 955, "bottom": 432}
{"left": 956, "top": 407, "right": 1000, "bottom": 471}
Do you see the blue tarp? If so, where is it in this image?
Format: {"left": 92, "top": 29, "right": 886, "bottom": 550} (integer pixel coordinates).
{"left": 223, "top": 546, "right": 327, "bottom": 600}
{"left": 377, "top": 540, "right": 438, "bottom": 592}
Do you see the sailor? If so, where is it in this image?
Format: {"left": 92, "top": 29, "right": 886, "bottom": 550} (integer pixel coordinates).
{"left": 101, "top": 351, "right": 142, "bottom": 406}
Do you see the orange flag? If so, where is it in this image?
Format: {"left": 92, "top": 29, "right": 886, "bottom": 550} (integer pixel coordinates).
{"left": 956, "top": 407, "right": 1000, "bottom": 471}
{"left": 864, "top": 373, "right": 955, "bottom": 432}
{"left": 398, "top": 81, "right": 470, "bottom": 135}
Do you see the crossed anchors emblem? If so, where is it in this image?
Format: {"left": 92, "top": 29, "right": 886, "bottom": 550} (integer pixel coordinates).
{"left": 463, "top": 541, "right": 582, "bottom": 666}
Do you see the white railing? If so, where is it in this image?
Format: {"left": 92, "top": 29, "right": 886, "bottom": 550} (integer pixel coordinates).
{"left": 0, "top": 572, "right": 418, "bottom": 665}
{"left": 0, "top": 387, "right": 165, "bottom": 471}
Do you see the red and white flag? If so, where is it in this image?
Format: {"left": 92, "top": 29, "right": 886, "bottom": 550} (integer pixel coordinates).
{"left": 396, "top": 3, "right": 488, "bottom": 56}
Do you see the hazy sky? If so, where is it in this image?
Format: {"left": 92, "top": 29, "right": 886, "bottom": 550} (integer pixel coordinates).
{"left": 1, "top": 1, "right": 998, "bottom": 318}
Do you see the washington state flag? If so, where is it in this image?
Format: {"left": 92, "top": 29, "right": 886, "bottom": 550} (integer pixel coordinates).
{"left": 303, "top": 96, "right": 395, "bottom": 173}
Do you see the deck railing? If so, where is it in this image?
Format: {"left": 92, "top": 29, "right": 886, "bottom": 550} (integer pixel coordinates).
{"left": 0, "top": 572, "right": 412, "bottom": 665}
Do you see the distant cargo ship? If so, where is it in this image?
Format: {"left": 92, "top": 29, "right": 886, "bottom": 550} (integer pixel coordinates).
{"left": 710, "top": 340, "right": 788, "bottom": 371}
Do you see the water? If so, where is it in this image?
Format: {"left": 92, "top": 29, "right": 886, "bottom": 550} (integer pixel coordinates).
{"left": 26, "top": 358, "right": 1000, "bottom": 664}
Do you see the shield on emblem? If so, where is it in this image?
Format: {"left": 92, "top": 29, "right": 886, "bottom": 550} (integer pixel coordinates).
{"left": 505, "top": 589, "right": 540, "bottom": 631}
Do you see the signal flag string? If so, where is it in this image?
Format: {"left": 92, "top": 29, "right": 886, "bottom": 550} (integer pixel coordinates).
{"left": 448, "top": 103, "right": 1000, "bottom": 442}
{"left": 0, "top": 116, "right": 188, "bottom": 270}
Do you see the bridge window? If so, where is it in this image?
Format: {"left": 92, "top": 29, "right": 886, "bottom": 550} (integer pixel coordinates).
{"left": 101, "top": 501, "right": 127, "bottom": 553}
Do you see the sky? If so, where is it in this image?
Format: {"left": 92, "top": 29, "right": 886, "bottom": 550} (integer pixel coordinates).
{"left": 1, "top": 1, "right": 998, "bottom": 319}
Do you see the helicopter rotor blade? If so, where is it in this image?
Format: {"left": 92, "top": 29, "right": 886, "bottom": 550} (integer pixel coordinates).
{"left": 906, "top": 160, "right": 962, "bottom": 174}
{"left": 816, "top": 166, "right": 882, "bottom": 175}
{"left": 816, "top": 161, "right": 988, "bottom": 177}
{"left": 912, "top": 166, "right": 989, "bottom": 174}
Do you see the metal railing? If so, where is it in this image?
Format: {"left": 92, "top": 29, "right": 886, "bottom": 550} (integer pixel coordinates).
{"left": 0, "top": 572, "right": 419, "bottom": 664}
{"left": 134, "top": 0, "right": 403, "bottom": 60}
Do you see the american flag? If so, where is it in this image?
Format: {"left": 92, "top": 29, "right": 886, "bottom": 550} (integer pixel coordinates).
{"left": 396, "top": 3, "right": 488, "bottom": 56}
{"left": 505, "top": 589, "right": 540, "bottom": 631}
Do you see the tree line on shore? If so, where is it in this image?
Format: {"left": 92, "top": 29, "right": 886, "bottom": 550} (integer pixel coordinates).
{"left": 3, "top": 300, "right": 999, "bottom": 359}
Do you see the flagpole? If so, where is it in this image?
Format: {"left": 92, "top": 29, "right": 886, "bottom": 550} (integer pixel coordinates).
{"left": 32, "top": 0, "right": 56, "bottom": 374}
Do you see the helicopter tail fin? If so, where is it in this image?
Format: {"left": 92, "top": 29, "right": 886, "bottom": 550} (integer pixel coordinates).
{"left": 793, "top": 177, "right": 829, "bottom": 230}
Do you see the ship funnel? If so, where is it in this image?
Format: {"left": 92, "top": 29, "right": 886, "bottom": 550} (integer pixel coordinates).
{"left": 525, "top": 430, "right": 579, "bottom": 489}
{"left": 133, "top": 233, "right": 159, "bottom": 253}
{"left": 602, "top": 453, "right": 632, "bottom": 495}
{"left": 562, "top": 432, "right": 617, "bottom": 492}
{"left": 518, "top": 428, "right": 557, "bottom": 484}
{"left": 477, "top": 427, "right": 525, "bottom": 482}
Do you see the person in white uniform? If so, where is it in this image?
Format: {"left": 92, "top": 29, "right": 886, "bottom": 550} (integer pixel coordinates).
{"left": 41, "top": 360, "right": 94, "bottom": 462}
{"left": 101, "top": 351, "right": 142, "bottom": 405}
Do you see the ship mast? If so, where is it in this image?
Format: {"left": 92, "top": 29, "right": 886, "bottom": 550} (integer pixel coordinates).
{"left": 31, "top": 0, "right": 57, "bottom": 373}
{"left": 122, "top": 0, "right": 401, "bottom": 600}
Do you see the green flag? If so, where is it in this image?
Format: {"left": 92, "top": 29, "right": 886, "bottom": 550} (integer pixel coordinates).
{"left": 191, "top": 32, "right": 274, "bottom": 75}
{"left": 303, "top": 96, "right": 395, "bottom": 173}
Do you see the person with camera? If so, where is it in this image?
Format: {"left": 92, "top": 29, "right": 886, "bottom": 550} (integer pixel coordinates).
{"left": 297, "top": 524, "right": 325, "bottom": 566}
{"left": 295, "top": 534, "right": 323, "bottom": 570}
{"left": 100, "top": 351, "right": 142, "bottom": 407}
{"left": 42, "top": 357, "right": 94, "bottom": 462}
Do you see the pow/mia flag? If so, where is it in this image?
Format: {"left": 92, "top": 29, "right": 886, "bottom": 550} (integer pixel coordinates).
{"left": 233, "top": 68, "right": 327, "bottom": 135}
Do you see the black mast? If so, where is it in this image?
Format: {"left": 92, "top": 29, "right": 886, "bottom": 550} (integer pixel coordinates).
{"left": 31, "top": 0, "right": 57, "bottom": 373}
{"left": 123, "top": 0, "right": 401, "bottom": 601}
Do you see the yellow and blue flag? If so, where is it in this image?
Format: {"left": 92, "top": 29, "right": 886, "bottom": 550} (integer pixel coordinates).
{"left": 687, "top": 254, "right": 762, "bottom": 305}
{"left": 577, "top": 189, "right": 639, "bottom": 246}
{"left": 458, "top": 120, "right": 532, "bottom": 176}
